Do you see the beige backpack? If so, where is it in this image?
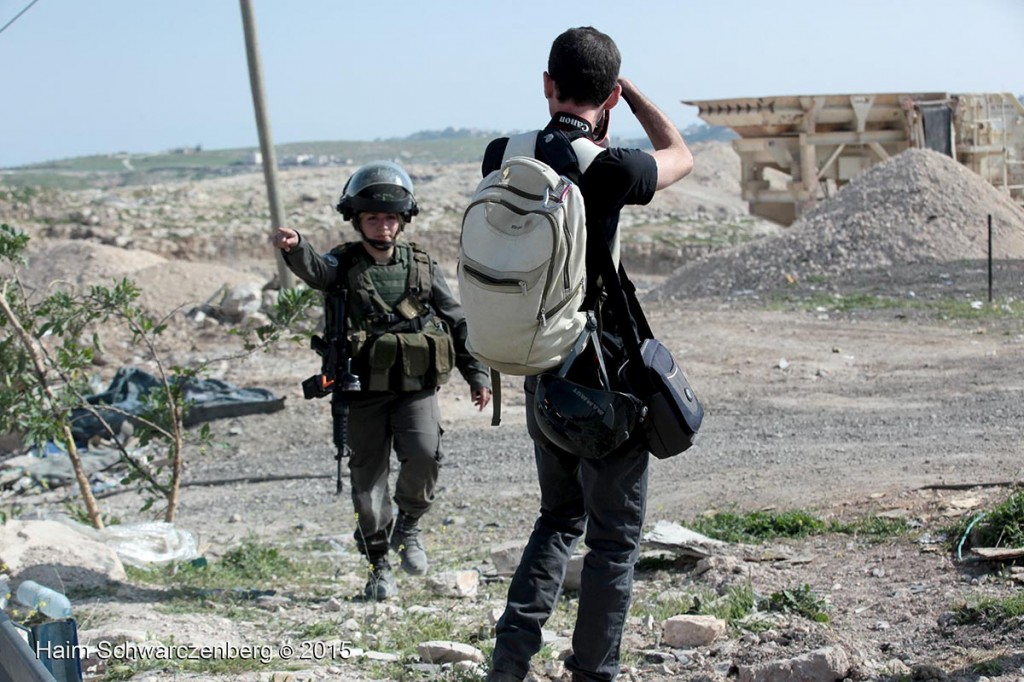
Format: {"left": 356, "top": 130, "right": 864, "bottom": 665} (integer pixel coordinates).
{"left": 458, "top": 131, "right": 602, "bottom": 378}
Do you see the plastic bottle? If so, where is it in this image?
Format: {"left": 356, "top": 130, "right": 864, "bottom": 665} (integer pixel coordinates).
{"left": 14, "top": 580, "right": 72, "bottom": 619}
{"left": 0, "top": 576, "right": 8, "bottom": 609}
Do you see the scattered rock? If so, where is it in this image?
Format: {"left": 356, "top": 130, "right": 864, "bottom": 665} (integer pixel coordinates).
{"left": 426, "top": 570, "right": 479, "bottom": 598}
{"left": 737, "top": 645, "right": 851, "bottom": 682}
{"left": 416, "top": 640, "right": 485, "bottom": 664}
{"left": 662, "top": 614, "right": 727, "bottom": 647}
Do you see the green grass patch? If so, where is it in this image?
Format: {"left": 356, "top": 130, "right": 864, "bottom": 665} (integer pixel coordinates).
{"left": 948, "top": 490, "right": 1024, "bottom": 553}
{"left": 0, "top": 186, "right": 41, "bottom": 202}
{"left": 125, "top": 537, "right": 308, "bottom": 594}
{"left": 630, "top": 593, "right": 699, "bottom": 623}
{"left": 689, "top": 508, "right": 910, "bottom": 545}
{"left": 690, "top": 509, "right": 829, "bottom": 543}
{"left": 297, "top": 619, "right": 344, "bottom": 640}
{"left": 631, "top": 582, "right": 829, "bottom": 631}
{"left": 973, "top": 657, "right": 1009, "bottom": 676}
{"left": 762, "top": 583, "right": 830, "bottom": 623}
{"left": 955, "top": 592, "right": 1024, "bottom": 627}
{"left": 373, "top": 608, "right": 460, "bottom": 652}
{"left": 368, "top": 607, "right": 498, "bottom": 680}
{"left": 702, "top": 583, "right": 758, "bottom": 622}
{"left": 831, "top": 515, "right": 911, "bottom": 539}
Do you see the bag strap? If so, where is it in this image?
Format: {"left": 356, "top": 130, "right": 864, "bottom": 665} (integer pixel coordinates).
{"left": 569, "top": 136, "right": 603, "bottom": 175}
{"left": 593, "top": 230, "right": 657, "bottom": 395}
{"left": 556, "top": 312, "right": 609, "bottom": 386}
{"left": 490, "top": 368, "right": 501, "bottom": 426}
{"left": 503, "top": 131, "right": 539, "bottom": 163}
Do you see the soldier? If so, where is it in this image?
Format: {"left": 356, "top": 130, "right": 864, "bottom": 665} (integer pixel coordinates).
{"left": 272, "top": 161, "right": 492, "bottom": 600}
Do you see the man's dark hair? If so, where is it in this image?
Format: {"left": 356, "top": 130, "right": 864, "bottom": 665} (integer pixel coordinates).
{"left": 547, "top": 26, "right": 621, "bottom": 106}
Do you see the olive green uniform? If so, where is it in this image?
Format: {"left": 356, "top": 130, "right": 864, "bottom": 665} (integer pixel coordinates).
{"left": 283, "top": 236, "right": 490, "bottom": 560}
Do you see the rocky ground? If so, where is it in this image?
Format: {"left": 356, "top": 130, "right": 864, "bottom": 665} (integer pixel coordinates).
{"left": 2, "top": 141, "right": 1024, "bottom": 681}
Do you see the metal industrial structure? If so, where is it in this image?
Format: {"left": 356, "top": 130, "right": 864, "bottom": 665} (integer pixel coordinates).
{"left": 684, "top": 92, "right": 1024, "bottom": 225}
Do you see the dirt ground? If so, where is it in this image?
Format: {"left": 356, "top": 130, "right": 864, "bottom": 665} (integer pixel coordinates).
{"left": 21, "top": 266, "right": 1021, "bottom": 682}
{"left": 4, "top": 146, "right": 1024, "bottom": 680}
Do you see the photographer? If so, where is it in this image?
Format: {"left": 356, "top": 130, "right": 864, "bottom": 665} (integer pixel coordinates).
{"left": 273, "top": 161, "right": 491, "bottom": 601}
{"left": 480, "top": 27, "right": 693, "bottom": 681}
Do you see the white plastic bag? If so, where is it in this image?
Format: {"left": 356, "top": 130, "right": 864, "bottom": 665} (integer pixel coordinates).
{"left": 98, "top": 521, "right": 199, "bottom": 568}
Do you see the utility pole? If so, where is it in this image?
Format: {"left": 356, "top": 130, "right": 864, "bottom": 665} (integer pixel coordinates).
{"left": 239, "top": 0, "right": 293, "bottom": 290}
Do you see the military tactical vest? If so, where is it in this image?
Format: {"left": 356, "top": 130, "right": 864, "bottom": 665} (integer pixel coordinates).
{"left": 324, "top": 242, "right": 455, "bottom": 392}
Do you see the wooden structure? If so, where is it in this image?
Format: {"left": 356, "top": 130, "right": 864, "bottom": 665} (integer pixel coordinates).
{"left": 684, "top": 92, "right": 1024, "bottom": 225}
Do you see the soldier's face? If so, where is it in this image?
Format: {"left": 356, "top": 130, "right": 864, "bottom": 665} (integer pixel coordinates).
{"left": 359, "top": 212, "right": 401, "bottom": 239}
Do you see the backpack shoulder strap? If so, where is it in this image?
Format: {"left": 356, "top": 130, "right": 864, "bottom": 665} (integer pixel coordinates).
{"left": 569, "top": 137, "right": 603, "bottom": 175}
{"left": 502, "top": 131, "right": 540, "bottom": 163}
{"left": 530, "top": 130, "right": 603, "bottom": 182}
{"left": 490, "top": 368, "right": 501, "bottom": 426}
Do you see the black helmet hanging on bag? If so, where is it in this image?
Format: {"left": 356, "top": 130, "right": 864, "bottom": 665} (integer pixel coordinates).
{"left": 336, "top": 160, "right": 419, "bottom": 222}
{"left": 532, "top": 373, "right": 645, "bottom": 459}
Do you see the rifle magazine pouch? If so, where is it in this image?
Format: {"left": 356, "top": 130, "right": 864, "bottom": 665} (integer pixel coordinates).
{"left": 348, "top": 330, "right": 369, "bottom": 358}
{"left": 638, "top": 338, "right": 704, "bottom": 459}
{"left": 368, "top": 333, "right": 398, "bottom": 391}
{"left": 398, "top": 333, "right": 431, "bottom": 391}
{"left": 426, "top": 329, "right": 455, "bottom": 387}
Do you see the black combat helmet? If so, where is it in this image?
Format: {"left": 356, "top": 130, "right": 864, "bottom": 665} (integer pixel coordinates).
{"left": 336, "top": 160, "right": 419, "bottom": 222}
{"left": 532, "top": 373, "right": 645, "bottom": 459}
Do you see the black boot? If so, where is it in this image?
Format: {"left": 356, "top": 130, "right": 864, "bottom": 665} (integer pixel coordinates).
{"left": 390, "top": 511, "right": 428, "bottom": 575}
{"left": 364, "top": 556, "right": 397, "bottom": 601}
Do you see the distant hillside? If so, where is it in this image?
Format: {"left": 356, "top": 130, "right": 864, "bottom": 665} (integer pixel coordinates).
{"left": 0, "top": 123, "right": 733, "bottom": 191}
{"left": 0, "top": 136, "right": 494, "bottom": 190}
{"left": 401, "top": 127, "right": 502, "bottom": 141}
{"left": 617, "top": 123, "right": 736, "bottom": 149}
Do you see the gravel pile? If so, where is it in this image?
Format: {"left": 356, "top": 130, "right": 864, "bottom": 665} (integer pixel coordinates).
{"left": 649, "top": 148, "right": 1024, "bottom": 300}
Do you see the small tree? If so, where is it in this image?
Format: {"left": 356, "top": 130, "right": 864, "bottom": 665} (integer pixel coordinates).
{"left": 0, "top": 224, "right": 317, "bottom": 526}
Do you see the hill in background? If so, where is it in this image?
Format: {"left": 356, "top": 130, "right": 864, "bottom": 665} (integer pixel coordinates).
{"left": 0, "top": 124, "right": 734, "bottom": 191}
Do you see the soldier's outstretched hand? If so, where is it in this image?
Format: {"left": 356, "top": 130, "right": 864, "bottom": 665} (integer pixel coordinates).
{"left": 272, "top": 227, "right": 299, "bottom": 252}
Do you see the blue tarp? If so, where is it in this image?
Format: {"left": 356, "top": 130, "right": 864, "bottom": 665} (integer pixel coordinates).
{"left": 69, "top": 367, "right": 285, "bottom": 445}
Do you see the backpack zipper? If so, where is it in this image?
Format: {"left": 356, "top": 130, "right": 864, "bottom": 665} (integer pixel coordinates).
{"left": 496, "top": 183, "right": 545, "bottom": 202}
{"left": 537, "top": 277, "right": 583, "bottom": 325}
{"left": 462, "top": 263, "right": 527, "bottom": 295}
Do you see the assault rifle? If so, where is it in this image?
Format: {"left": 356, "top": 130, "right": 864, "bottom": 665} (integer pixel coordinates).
{"left": 302, "top": 291, "right": 361, "bottom": 494}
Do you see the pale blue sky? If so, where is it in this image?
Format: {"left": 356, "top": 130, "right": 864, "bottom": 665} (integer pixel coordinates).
{"left": 2, "top": 0, "right": 1022, "bottom": 167}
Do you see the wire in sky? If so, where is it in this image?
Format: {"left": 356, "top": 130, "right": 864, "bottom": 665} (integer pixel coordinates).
{"left": 0, "top": 0, "right": 42, "bottom": 37}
